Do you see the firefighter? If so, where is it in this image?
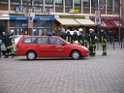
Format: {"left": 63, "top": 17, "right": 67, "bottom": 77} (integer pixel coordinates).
{"left": 78, "top": 28, "right": 88, "bottom": 47}
{"left": 65, "top": 30, "right": 72, "bottom": 43}
{"left": 99, "top": 29, "right": 107, "bottom": 56}
{"left": 60, "top": 30, "right": 66, "bottom": 40}
{"left": 1, "top": 31, "right": 14, "bottom": 58}
{"left": 88, "top": 29, "right": 97, "bottom": 56}
{"left": 72, "top": 31, "right": 78, "bottom": 43}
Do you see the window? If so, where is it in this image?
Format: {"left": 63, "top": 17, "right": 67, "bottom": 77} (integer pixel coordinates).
{"left": 23, "top": 37, "right": 37, "bottom": 44}
{"left": 49, "top": 38, "right": 64, "bottom": 45}
{"left": 91, "top": 0, "right": 98, "bottom": 10}
{"left": 34, "top": 0, "right": 43, "bottom": 6}
{"left": 37, "top": 38, "right": 49, "bottom": 44}
{"left": 55, "top": 0, "right": 62, "bottom": 7}
{"left": 23, "top": 38, "right": 32, "bottom": 43}
{"left": 0, "top": 0, "right": 8, "bottom": 4}
{"left": 83, "top": 0, "right": 90, "bottom": 9}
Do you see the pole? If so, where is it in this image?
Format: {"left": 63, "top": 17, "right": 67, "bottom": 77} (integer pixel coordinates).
{"left": 119, "top": 4, "right": 121, "bottom": 45}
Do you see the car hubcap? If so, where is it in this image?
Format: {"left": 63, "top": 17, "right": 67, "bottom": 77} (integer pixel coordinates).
{"left": 28, "top": 52, "right": 35, "bottom": 59}
{"left": 72, "top": 52, "right": 80, "bottom": 59}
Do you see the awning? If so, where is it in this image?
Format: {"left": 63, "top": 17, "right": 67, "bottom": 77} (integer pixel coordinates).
{"left": 108, "top": 19, "right": 124, "bottom": 28}
{"left": 34, "top": 17, "right": 55, "bottom": 21}
{"left": 10, "top": 17, "right": 28, "bottom": 20}
{"left": 33, "top": 26, "right": 51, "bottom": 29}
{"left": 100, "top": 19, "right": 114, "bottom": 28}
{"left": 75, "top": 19, "right": 96, "bottom": 26}
{"left": 56, "top": 18, "right": 80, "bottom": 26}
{"left": 0, "top": 14, "right": 9, "bottom": 20}
{"left": 9, "top": 26, "right": 27, "bottom": 28}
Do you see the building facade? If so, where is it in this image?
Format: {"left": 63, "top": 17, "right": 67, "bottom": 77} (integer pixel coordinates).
{"left": 0, "top": 0, "right": 123, "bottom": 39}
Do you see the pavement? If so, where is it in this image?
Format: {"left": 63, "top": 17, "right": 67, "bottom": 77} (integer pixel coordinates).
{"left": 0, "top": 43, "right": 124, "bottom": 93}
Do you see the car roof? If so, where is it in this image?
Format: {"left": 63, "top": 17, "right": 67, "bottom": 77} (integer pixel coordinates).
{"left": 22, "top": 35, "right": 60, "bottom": 38}
{"left": 21, "top": 35, "right": 70, "bottom": 44}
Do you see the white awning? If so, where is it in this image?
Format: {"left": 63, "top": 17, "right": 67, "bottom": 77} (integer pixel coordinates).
{"left": 0, "top": 17, "right": 9, "bottom": 20}
{"left": 75, "top": 19, "right": 96, "bottom": 26}
{"left": 56, "top": 18, "right": 80, "bottom": 26}
{"left": 0, "top": 14, "right": 9, "bottom": 20}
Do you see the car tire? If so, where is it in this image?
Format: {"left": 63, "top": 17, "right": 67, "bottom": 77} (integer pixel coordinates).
{"left": 26, "top": 51, "right": 36, "bottom": 60}
{"left": 71, "top": 51, "right": 81, "bottom": 60}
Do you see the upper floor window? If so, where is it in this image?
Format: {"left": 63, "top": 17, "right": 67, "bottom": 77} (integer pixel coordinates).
{"left": 11, "top": 0, "right": 21, "bottom": 5}
{"left": 91, "top": 0, "right": 98, "bottom": 10}
{"left": 33, "top": 0, "right": 43, "bottom": 6}
{"left": 83, "top": 0, "right": 90, "bottom": 9}
{"left": 22, "top": 0, "right": 32, "bottom": 6}
{"left": 0, "top": 0, "right": 8, "bottom": 4}
{"left": 45, "top": 0, "right": 53, "bottom": 7}
{"left": 65, "top": 0, "right": 73, "bottom": 8}
{"left": 55, "top": 0, "right": 63, "bottom": 7}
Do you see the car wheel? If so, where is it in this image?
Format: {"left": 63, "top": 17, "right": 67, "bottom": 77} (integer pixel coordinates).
{"left": 26, "top": 51, "right": 36, "bottom": 60}
{"left": 71, "top": 51, "right": 81, "bottom": 60}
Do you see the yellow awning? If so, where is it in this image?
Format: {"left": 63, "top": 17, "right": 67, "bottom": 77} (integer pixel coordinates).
{"left": 75, "top": 19, "right": 96, "bottom": 26}
{"left": 56, "top": 18, "right": 80, "bottom": 26}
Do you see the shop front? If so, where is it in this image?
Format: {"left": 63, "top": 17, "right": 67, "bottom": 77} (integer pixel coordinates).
{"left": 9, "top": 16, "right": 55, "bottom": 35}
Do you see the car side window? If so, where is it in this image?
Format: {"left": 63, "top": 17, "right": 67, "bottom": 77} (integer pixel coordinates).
{"left": 49, "top": 38, "right": 64, "bottom": 45}
{"left": 37, "top": 37, "right": 49, "bottom": 44}
{"left": 23, "top": 38, "right": 32, "bottom": 43}
{"left": 23, "top": 38, "right": 37, "bottom": 44}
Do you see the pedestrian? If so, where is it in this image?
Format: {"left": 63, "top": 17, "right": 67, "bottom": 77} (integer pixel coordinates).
{"left": 1, "top": 31, "right": 14, "bottom": 58}
{"left": 65, "top": 29, "right": 72, "bottom": 43}
{"left": 78, "top": 28, "right": 88, "bottom": 47}
{"left": 60, "top": 30, "right": 66, "bottom": 40}
{"left": 99, "top": 29, "right": 107, "bottom": 56}
{"left": 42, "top": 29, "right": 48, "bottom": 36}
{"left": 108, "top": 30, "right": 113, "bottom": 44}
{"left": 33, "top": 29, "right": 39, "bottom": 36}
{"left": 88, "top": 29, "right": 97, "bottom": 56}
{"left": 72, "top": 31, "right": 78, "bottom": 43}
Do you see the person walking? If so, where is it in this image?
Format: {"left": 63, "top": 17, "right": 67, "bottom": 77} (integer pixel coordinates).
{"left": 1, "top": 31, "right": 14, "bottom": 58}
{"left": 99, "top": 29, "right": 107, "bottom": 56}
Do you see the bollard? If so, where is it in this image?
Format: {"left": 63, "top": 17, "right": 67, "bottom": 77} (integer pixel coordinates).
{"left": 0, "top": 44, "right": 1, "bottom": 58}
{"left": 121, "top": 40, "right": 123, "bottom": 49}
{"left": 123, "top": 39, "right": 124, "bottom": 48}
{"left": 113, "top": 39, "right": 115, "bottom": 50}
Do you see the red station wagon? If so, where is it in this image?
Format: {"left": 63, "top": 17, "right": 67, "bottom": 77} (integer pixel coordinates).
{"left": 16, "top": 35, "right": 89, "bottom": 60}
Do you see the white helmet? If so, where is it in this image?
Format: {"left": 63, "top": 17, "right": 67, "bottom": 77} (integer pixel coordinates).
{"left": 79, "top": 28, "right": 83, "bottom": 31}
{"left": 10, "top": 29, "right": 14, "bottom": 33}
{"left": 66, "top": 29, "right": 70, "bottom": 32}
{"left": 74, "top": 41, "right": 79, "bottom": 44}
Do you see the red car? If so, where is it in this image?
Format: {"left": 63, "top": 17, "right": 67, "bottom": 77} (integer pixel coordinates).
{"left": 16, "top": 35, "right": 89, "bottom": 60}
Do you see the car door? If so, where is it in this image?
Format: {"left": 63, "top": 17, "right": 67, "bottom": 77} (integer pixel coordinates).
{"left": 36, "top": 37, "right": 68, "bottom": 57}
{"left": 47, "top": 37, "right": 67, "bottom": 57}
{"left": 35, "top": 37, "right": 51, "bottom": 57}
